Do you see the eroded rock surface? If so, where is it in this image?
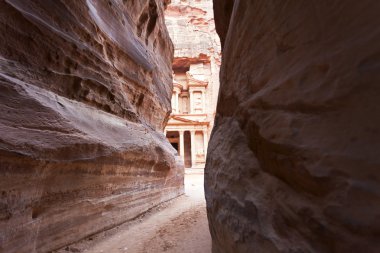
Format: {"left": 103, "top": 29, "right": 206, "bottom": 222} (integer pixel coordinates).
{"left": 165, "top": 0, "right": 220, "bottom": 61}
{"left": 0, "top": 1, "right": 183, "bottom": 252}
{"left": 206, "top": 1, "right": 380, "bottom": 252}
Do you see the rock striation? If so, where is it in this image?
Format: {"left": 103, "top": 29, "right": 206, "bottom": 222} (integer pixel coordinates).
{"left": 0, "top": 1, "right": 183, "bottom": 252}
{"left": 206, "top": 1, "right": 380, "bottom": 252}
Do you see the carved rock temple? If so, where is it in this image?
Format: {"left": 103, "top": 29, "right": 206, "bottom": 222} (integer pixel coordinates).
{"left": 164, "top": 0, "right": 221, "bottom": 168}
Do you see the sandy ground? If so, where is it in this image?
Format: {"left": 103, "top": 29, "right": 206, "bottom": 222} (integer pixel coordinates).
{"left": 56, "top": 170, "right": 211, "bottom": 253}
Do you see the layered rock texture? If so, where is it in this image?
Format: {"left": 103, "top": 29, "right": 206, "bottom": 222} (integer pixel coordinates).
{"left": 0, "top": 1, "right": 183, "bottom": 252}
{"left": 206, "top": 1, "right": 380, "bottom": 252}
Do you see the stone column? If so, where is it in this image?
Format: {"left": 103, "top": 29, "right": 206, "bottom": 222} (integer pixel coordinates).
{"left": 190, "top": 91, "right": 194, "bottom": 114}
{"left": 203, "top": 130, "right": 208, "bottom": 158}
{"left": 179, "top": 130, "right": 185, "bottom": 159}
{"left": 202, "top": 91, "right": 206, "bottom": 113}
{"left": 190, "top": 130, "right": 196, "bottom": 167}
{"left": 172, "top": 91, "right": 176, "bottom": 113}
{"left": 176, "top": 92, "right": 180, "bottom": 113}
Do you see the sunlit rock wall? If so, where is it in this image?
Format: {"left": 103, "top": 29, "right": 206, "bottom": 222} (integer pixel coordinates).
{"left": 206, "top": 1, "right": 380, "bottom": 252}
{"left": 0, "top": 0, "right": 183, "bottom": 252}
{"left": 165, "top": 0, "right": 220, "bottom": 58}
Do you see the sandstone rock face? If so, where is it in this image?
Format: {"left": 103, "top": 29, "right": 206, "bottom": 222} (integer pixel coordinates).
{"left": 165, "top": 0, "right": 220, "bottom": 60}
{"left": 0, "top": 1, "right": 183, "bottom": 252}
{"left": 206, "top": 1, "right": 380, "bottom": 252}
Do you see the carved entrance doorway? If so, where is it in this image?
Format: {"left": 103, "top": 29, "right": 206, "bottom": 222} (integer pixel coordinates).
{"left": 166, "top": 131, "right": 179, "bottom": 152}
{"left": 184, "top": 131, "right": 192, "bottom": 168}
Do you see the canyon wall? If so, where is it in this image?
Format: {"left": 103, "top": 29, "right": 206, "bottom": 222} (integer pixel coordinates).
{"left": 0, "top": 0, "right": 183, "bottom": 252}
{"left": 206, "top": 1, "right": 380, "bottom": 253}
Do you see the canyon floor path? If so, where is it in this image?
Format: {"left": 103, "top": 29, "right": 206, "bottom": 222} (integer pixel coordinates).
{"left": 56, "top": 170, "right": 211, "bottom": 253}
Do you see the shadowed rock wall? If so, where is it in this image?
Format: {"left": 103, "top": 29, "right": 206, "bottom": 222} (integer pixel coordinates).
{"left": 206, "top": 1, "right": 380, "bottom": 252}
{"left": 0, "top": 0, "right": 183, "bottom": 252}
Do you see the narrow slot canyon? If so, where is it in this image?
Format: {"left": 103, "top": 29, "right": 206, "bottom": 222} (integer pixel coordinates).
{"left": 1, "top": 0, "right": 379, "bottom": 253}
{"left": 54, "top": 171, "right": 211, "bottom": 253}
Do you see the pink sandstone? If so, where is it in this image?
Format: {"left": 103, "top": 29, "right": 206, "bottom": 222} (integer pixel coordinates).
{"left": 0, "top": 1, "right": 183, "bottom": 252}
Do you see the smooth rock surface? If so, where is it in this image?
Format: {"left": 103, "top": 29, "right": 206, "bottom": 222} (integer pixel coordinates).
{"left": 206, "top": 1, "right": 380, "bottom": 252}
{"left": 0, "top": 1, "right": 183, "bottom": 252}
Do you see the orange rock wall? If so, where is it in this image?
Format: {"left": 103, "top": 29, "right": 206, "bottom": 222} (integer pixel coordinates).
{"left": 0, "top": 1, "right": 183, "bottom": 252}
{"left": 206, "top": 1, "right": 380, "bottom": 252}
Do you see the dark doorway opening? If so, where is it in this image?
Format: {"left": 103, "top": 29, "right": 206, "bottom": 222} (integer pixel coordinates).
{"left": 171, "top": 142, "right": 178, "bottom": 151}
{"left": 184, "top": 130, "right": 192, "bottom": 168}
{"left": 166, "top": 131, "right": 179, "bottom": 152}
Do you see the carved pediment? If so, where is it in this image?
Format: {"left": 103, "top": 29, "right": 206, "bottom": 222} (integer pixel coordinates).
{"left": 186, "top": 72, "right": 208, "bottom": 86}
{"left": 167, "top": 115, "right": 209, "bottom": 125}
{"left": 170, "top": 116, "right": 198, "bottom": 123}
